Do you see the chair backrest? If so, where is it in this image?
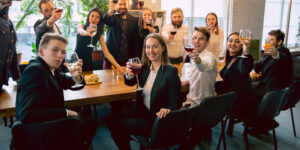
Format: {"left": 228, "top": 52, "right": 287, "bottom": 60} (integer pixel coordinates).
{"left": 12, "top": 117, "right": 83, "bottom": 150}
{"left": 282, "top": 82, "right": 300, "bottom": 110}
{"left": 195, "top": 91, "right": 236, "bottom": 127}
{"left": 256, "top": 88, "right": 289, "bottom": 120}
{"left": 292, "top": 55, "right": 300, "bottom": 80}
{"left": 148, "top": 106, "right": 199, "bottom": 148}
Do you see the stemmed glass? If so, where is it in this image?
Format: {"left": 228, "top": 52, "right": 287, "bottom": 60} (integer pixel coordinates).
{"left": 145, "top": 18, "right": 153, "bottom": 27}
{"left": 138, "top": 0, "right": 144, "bottom": 10}
{"left": 239, "top": 29, "right": 251, "bottom": 58}
{"left": 170, "top": 26, "right": 177, "bottom": 45}
{"left": 129, "top": 57, "right": 143, "bottom": 90}
{"left": 65, "top": 52, "right": 82, "bottom": 88}
{"left": 112, "top": 0, "right": 119, "bottom": 15}
{"left": 264, "top": 37, "right": 271, "bottom": 52}
{"left": 87, "top": 24, "right": 97, "bottom": 48}
{"left": 184, "top": 35, "right": 195, "bottom": 53}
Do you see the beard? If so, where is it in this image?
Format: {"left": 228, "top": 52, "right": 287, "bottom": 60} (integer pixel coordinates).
{"left": 118, "top": 8, "right": 128, "bottom": 16}
{"left": 172, "top": 20, "right": 183, "bottom": 28}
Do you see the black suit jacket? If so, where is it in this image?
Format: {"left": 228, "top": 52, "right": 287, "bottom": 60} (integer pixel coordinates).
{"left": 34, "top": 17, "right": 61, "bottom": 51}
{"left": 124, "top": 65, "right": 181, "bottom": 119}
{"left": 103, "top": 13, "right": 139, "bottom": 64}
{"left": 254, "top": 46, "right": 293, "bottom": 93}
{"left": 0, "top": 15, "right": 20, "bottom": 87}
{"left": 16, "top": 57, "right": 85, "bottom": 123}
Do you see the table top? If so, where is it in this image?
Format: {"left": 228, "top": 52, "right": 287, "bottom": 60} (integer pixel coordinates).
{"left": 0, "top": 69, "right": 223, "bottom": 117}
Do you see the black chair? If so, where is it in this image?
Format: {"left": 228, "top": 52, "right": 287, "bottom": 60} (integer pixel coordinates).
{"left": 281, "top": 55, "right": 300, "bottom": 137}
{"left": 188, "top": 91, "right": 236, "bottom": 150}
{"left": 12, "top": 117, "right": 85, "bottom": 150}
{"left": 242, "top": 88, "right": 289, "bottom": 150}
{"left": 130, "top": 106, "right": 199, "bottom": 150}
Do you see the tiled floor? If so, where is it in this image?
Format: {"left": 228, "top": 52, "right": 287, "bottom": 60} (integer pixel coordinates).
{"left": 1, "top": 102, "right": 300, "bottom": 150}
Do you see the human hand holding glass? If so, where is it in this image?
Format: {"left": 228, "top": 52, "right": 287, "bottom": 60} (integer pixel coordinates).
{"left": 87, "top": 24, "right": 97, "bottom": 48}
{"left": 169, "top": 26, "right": 177, "bottom": 45}
{"left": 184, "top": 35, "right": 195, "bottom": 53}
{"left": 128, "top": 57, "right": 143, "bottom": 90}
{"left": 65, "top": 52, "right": 83, "bottom": 88}
{"left": 239, "top": 29, "right": 251, "bottom": 58}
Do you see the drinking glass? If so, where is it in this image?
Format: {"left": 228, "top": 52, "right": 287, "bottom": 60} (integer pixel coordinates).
{"left": 184, "top": 35, "right": 194, "bottom": 53}
{"left": 170, "top": 26, "right": 177, "bottom": 45}
{"left": 138, "top": 0, "right": 144, "bottom": 9}
{"left": 112, "top": 0, "right": 119, "bottom": 15}
{"left": 53, "top": 1, "right": 63, "bottom": 13}
{"left": 264, "top": 37, "right": 271, "bottom": 52}
{"left": 65, "top": 52, "right": 82, "bottom": 88}
{"left": 145, "top": 18, "right": 153, "bottom": 27}
{"left": 239, "top": 29, "right": 251, "bottom": 58}
{"left": 87, "top": 24, "right": 97, "bottom": 48}
{"left": 128, "top": 57, "right": 143, "bottom": 90}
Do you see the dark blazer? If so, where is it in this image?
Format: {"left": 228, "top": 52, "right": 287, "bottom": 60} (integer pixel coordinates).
{"left": 34, "top": 17, "right": 61, "bottom": 51}
{"left": 16, "top": 57, "right": 85, "bottom": 123}
{"left": 254, "top": 46, "right": 293, "bottom": 94}
{"left": 0, "top": 15, "right": 20, "bottom": 87}
{"left": 220, "top": 55, "right": 257, "bottom": 115}
{"left": 124, "top": 65, "right": 181, "bottom": 119}
{"left": 103, "top": 13, "right": 139, "bottom": 64}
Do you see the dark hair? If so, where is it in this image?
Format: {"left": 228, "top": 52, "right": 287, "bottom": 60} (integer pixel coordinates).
{"left": 194, "top": 26, "right": 210, "bottom": 41}
{"left": 141, "top": 33, "right": 169, "bottom": 67}
{"left": 205, "top": 12, "right": 220, "bottom": 35}
{"left": 83, "top": 7, "right": 104, "bottom": 44}
{"left": 0, "top": 0, "right": 12, "bottom": 5}
{"left": 39, "top": 33, "right": 68, "bottom": 49}
{"left": 268, "top": 29, "right": 285, "bottom": 46}
{"left": 224, "top": 32, "right": 242, "bottom": 68}
{"left": 138, "top": 8, "right": 154, "bottom": 37}
{"left": 39, "top": 0, "right": 52, "bottom": 11}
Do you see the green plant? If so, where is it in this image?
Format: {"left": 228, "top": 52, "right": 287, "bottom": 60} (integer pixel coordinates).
{"left": 79, "top": 0, "right": 109, "bottom": 24}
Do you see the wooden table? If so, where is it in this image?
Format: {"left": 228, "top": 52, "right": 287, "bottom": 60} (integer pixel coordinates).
{"left": 0, "top": 70, "right": 136, "bottom": 117}
{"left": 0, "top": 69, "right": 223, "bottom": 117}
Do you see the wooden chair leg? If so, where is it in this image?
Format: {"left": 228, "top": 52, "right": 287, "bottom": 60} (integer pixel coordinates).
{"left": 272, "top": 129, "right": 277, "bottom": 150}
{"left": 290, "top": 108, "right": 297, "bottom": 137}
{"left": 243, "top": 125, "right": 249, "bottom": 150}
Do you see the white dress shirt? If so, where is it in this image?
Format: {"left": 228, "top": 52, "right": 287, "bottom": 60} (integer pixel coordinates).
{"left": 206, "top": 28, "right": 224, "bottom": 58}
{"left": 161, "top": 23, "right": 188, "bottom": 58}
{"left": 182, "top": 50, "right": 218, "bottom": 106}
{"left": 142, "top": 65, "right": 160, "bottom": 109}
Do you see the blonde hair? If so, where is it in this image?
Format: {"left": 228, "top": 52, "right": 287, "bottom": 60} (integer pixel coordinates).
{"left": 205, "top": 12, "right": 220, "bottom": 35}
{"left": 141, "top": 33, "right": 169, "bottom": 67}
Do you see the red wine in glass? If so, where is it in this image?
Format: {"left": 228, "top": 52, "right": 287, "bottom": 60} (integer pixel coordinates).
{"left": 131, "top": 65, "right": 142, "bottom": 75}
{"left": 185, "top": 46, "right": 194, "bottom": 53}
{"left": 170, "top": 31, "right": 177, "bottom": 35}
{"left": 139, "top": 1, "right": 144, "bottom": 8}
{"left": 56, "top": 8, "right": 63, "bottom": 13}
{"left": 113, "top": 0, "right": 118, "bottom": 4}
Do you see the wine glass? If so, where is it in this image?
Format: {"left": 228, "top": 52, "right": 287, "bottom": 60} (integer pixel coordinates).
{"left": 184, "top": 35, "right": 194, "bottom": 53}
{"left": 138, "top": 0, "right": 144, "bottom": 10}
{"left": 112, "top": 0, "right": 119, "bottom": 15}
{"left": 264, "top": 37, "right": 271, "bottom": 52}
{"left": 65, "top": 52, "right": 82, "bottom": 88}
{"left": 128, "top": 57, "right": 143, "bottom": 90}
{"left": 53, "top": 1, "right": 63, "bottom": 13}
{"left": 170, "top": 26, "right": 177, "bottom": 45}
{"left": 239, "top": 29, "right": 251, "bottom": 58}
{"left": 87, "top": 24, "right": 97, "bottom": 48}
{"left": 145, "top": 18, "right": 153, "bottom": 27}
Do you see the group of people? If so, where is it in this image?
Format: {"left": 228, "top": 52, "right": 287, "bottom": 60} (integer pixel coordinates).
{"left": 0, "top": 0, "right": 294, "bottom": 150}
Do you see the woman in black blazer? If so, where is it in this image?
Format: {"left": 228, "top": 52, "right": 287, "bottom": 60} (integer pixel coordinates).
{"left": 219, "top": 32, "right": 258, "bottom": 116}
{"left": 106, "top": 33, "right": 181, "bottom": 150}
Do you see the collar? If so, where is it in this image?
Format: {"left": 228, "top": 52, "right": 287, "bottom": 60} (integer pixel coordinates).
{"left": 150, "top": 64, "right": 161, "bottom": 72}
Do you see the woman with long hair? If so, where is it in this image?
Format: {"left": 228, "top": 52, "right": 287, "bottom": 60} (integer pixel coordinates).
{"left": 75, "top": 7, "right": 125, "bottom": 73}
{"left": 106, "top": 33, "right": 181, "bottom": 150}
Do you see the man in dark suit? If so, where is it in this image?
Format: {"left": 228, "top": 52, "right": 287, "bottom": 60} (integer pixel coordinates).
{"left": 0, "top": 0, "right": 20, "bottom": 90}
{"left": 103, "top": 0, "right": 139, "bottom": 69}
{"left": 14, "top": 33, "right": 97, "bottom": 149}
{"left": 34, "top": 0, "right": 62, "bottom": 51}
{"left": 250, "top": 29, "right": 293, "bottom": 98}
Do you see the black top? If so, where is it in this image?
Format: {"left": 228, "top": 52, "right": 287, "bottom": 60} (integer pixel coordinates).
{"left": 124, "top": 65, "right": 181, "bottom": 119}
{"left": 16, "top": 57, "right": 85, "bottom": 123}
{"left": 74, "top": 25, "right": 103, "bottom": 71}
{"left": 254, "top": 46, "right": 293, "bottom": 93}
{"left": 220, "top": 55, "right": 257, "bottom": 115}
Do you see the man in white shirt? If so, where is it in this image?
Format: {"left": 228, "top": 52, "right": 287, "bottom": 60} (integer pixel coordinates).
{"left": 161, "top": 8, "right": 188, "bottom": 65}
{"left": 182, "top": 27, "right": 218, "bottom": 107}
